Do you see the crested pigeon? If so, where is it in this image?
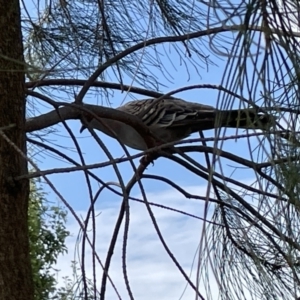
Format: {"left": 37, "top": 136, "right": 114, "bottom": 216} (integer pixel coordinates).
{"left": 80, "top": 98, "right": 274, "bottom": 150}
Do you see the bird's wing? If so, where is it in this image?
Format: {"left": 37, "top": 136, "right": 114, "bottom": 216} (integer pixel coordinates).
{"left": 117, "top": 98, "right": 216, "bottom": 128}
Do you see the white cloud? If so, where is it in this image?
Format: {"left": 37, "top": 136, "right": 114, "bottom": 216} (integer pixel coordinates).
{"left": 55, "top": 178, "right": 264, "bottom": 299}
{"left": 55, "top": 184, "right": 221, "bottom": 299}
{"left": 269, "top": 0, "right": 300, "bottom": 48}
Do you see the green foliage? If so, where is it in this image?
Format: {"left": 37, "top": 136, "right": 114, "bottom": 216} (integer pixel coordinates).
{"left": 28, "top": 179, "right": 69, "bottom": 300}
{"left": 51, "top": 261, "right": 98, "bottom": 300}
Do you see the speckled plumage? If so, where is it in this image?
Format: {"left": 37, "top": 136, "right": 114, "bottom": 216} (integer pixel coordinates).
{"left": 81, "top": 98, "right": 274, "bottom": 150}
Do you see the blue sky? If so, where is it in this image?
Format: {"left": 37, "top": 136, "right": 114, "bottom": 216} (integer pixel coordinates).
{"left": 35, "top": 50, "right": 263, "bottom": 299}
{"left": 55, "top": 185, "right": 211, "bottom": 299}
{"left": 22, "top": 0, "right": 300, "bottom": 299}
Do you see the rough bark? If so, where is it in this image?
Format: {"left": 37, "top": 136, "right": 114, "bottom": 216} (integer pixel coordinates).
{"left": 0, "top": 1, "right": 34, "bottom": 299}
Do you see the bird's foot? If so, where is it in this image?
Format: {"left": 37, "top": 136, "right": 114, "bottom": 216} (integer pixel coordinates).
{"left": 139, "top": 152, "right": 159, "bottom": 166}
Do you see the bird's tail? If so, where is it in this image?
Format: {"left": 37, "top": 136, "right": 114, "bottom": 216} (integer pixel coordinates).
{"left": 217, "top": 109, "right": 274, "bottom": 130}
{"left": 188, "top": 109, "right": 274, "bottom": 131}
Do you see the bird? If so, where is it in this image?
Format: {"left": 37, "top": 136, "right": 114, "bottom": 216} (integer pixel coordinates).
{"left": 80, "top": 98, "right": 274, "bottom": 150}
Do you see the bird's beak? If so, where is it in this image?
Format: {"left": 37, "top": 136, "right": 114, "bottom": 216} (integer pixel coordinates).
{"left": 79, "top": 125, "right": 86, "bottom": 133}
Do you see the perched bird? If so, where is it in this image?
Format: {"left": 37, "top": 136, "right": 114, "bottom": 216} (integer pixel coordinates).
{"left": 80, "top": 98, "right": 274, "bottom": 150}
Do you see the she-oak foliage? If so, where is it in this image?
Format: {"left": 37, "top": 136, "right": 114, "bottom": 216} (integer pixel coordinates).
{"left": 6, "top": 0, "right": 300, "bottom": 299}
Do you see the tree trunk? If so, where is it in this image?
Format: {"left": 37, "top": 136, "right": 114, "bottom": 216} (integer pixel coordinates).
{"left": 0, "top": 1, "right": 33, "bottom": 299}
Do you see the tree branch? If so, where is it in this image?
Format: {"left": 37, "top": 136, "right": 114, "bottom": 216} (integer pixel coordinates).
{"left": 25, "top": 102, "right": 157, "bottom": 148}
